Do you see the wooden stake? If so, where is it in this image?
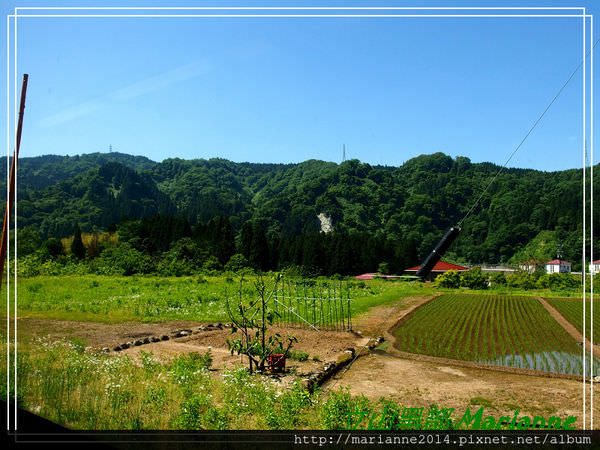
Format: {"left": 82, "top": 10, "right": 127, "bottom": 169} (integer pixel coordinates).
{"left": 0, "top": 74, "right": 28, "bottom": 293}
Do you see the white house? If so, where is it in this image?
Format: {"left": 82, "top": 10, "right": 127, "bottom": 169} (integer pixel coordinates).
{"left": 545, "top": 259, "right": 572, "bottom": 274}
{"left": 590, "top": 260, "right": 600, "bottom": 276}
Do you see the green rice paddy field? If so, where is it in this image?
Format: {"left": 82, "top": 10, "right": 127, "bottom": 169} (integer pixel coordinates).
{"left": 546, "top": 297, "right": 600, "bottom": 344}
{"left": 393, "top": 294, "right": 600, "bottom": 376}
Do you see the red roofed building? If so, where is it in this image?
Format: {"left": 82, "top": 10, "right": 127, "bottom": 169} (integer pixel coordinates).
{"left": 355, "top": 273, "right": 377, "bottom": 280}
{"left": 403, "top": 261, "right": 470, "bottom": 281}
{"left": 354, "top": 273, "right": 404, "bottom": 281}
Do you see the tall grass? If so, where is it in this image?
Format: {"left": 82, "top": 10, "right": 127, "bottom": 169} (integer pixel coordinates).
{"left": 1, "top": 335, "right": 401, "bottom": 430}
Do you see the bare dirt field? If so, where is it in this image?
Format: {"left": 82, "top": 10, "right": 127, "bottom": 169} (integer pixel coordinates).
{"left": 352, "top": 294, "right": 436, "bottom": 336}
{"left": 17, "top": 317, "right": 369, "bottom": 386}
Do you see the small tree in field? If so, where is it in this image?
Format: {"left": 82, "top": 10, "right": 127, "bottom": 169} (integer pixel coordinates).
{"left": 225, "top": 273, "right": 297, "bottom": 374}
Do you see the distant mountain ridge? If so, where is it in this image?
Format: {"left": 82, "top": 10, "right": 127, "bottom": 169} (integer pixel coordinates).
{"left": 0, "top": 152, "right": 157, "bottom": 191}
{"left": 7, "top": 151, "right": 597, "bottom": 265}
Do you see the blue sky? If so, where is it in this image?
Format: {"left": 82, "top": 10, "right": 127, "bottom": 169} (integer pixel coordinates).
{"left": 1, "top": 1, "right": 598, "bottom": 171}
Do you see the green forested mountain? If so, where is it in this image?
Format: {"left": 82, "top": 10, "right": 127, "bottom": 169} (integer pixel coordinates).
{"left": 10, "top": 151, "right": 597, "bottom": 266}
{"left": 17, "top": 162, "right": 173, "bottom": 237}
{"left": 0, "top": 152, "right": 156, "bottom": 191}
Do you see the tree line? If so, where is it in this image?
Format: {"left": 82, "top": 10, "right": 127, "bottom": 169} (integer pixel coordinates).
{"left": 18, "top": 214, "right": 419, "bottom": 277}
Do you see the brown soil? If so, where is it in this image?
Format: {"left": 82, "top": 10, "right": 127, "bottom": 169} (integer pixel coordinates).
{"left": 324, "top": 352, "right": 600, "bottom": 429}
{"left": 118, "top": 325, "right": 369, "bottom": 373}
{"left": 17, "top": 318, "right": 204, "bottom": 347}
{"left": 17, "top": 317, "right": 368, "bottom": 375}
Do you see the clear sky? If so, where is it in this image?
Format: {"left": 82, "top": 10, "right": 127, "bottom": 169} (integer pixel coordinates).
{"left": 1, "top": 1, "right": 598, "bottom": 171}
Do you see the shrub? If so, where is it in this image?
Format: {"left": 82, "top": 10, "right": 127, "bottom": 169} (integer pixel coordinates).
{"left": 287, "top": 350, "right": 309, "bottom": 362}
{"left": 95, "top": 244, "right": 154, "bottom": 275}
{"left": 460, "top": 267, "right": 488, "bottom": 290}
{"left": 436, "top": 270, "right": 461, "bottom": 288}
{"left": 266, "top": 380, "right": 311, "bottom": 429}
{"left": 42, "top": 238, "right": 64, "bottom": 258}
{"left": 506, "top": 272, "right": 537, "bottom": 290}
{"left": 203, "top": 406, "right": 229, "bottom": 430}
{"left": 224, "top": 253, "right": 249, "bottom": 272}
{"left": 536, "top": 273, "right": 580, "bottom": 290}
{"left": 489, "top": 273, "right": 506, "bottom": 287}
{"left": 318, "top": 388, "right": 370, "bottom": 430}
{"left": 158, "top": 238, "right": 207, "bottom": 276}
{"left": 376, "top": 398, "right": 404, "bottom": 430}
{"left": 171, "top": 350, "right": 213, "bottom": 373}
{"left": 202, "top": 256, "right": 222, "bottom": 274}
{"left": 157, "top": 258, "right": 194, "bottom": 277}
{"left": 378, "top": 262, "right": 390, "bottom": 275}
{"left": 173, "top": 394, "right": 211, "bottom": 429}
{"left": 169, "top": 350, "right": 213, "bottom": 392}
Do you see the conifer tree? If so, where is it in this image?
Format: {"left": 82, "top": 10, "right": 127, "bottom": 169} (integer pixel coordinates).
{"left": 71, "top": 224, "right": 85, "bottom": 259}
{"left": 239, "top": 222, "right": 254, "bottom": 260}
{"left": 249, "top": 222, "right": 269, "bottom": 271}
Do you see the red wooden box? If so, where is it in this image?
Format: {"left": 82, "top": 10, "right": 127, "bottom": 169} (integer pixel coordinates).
{"left": 268, "top": 354, "right": 286, "bottom": 373}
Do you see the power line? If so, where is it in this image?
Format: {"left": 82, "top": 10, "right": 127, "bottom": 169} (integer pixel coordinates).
{"left": 457, "top": 37, "right": 600, "bottom": 228}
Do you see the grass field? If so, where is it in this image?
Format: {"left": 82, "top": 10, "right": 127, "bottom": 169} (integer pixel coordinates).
{"left": 545, "top": 297, "right": 600, "bottom": 344}
{"left": 7, "top": 275, "right": 421, "bottom": 325}
{"left": 393, "top": 294, "right": 599, "bottom": 376}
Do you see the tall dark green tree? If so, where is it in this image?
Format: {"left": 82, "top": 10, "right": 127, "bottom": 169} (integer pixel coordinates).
{"left": 71, "top": 224, "right": 85, "bottom": 259}
{"left": 213, "top": 216, "right": 236, "bottom": 265}
{"left": 249, "top": 222, "right": 270, "bottom": 271}
{"left": 239, "top": 222, "right": 254, "bottom": 260}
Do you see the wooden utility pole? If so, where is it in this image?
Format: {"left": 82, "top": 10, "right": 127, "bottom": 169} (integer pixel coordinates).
{"left": 0, "top": 74, "right": 28, "bottom": 292}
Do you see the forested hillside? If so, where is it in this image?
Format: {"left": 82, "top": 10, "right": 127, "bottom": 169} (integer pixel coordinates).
{"left": 0, "top": 152, "right": 156, "bottom": 191}
{"left": 9, "top": 151, "right": 597, "bottom": 271}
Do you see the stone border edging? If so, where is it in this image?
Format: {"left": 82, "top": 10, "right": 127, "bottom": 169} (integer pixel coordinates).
{"left": 103, "top": 323, "right": 227, "bottom": 353}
